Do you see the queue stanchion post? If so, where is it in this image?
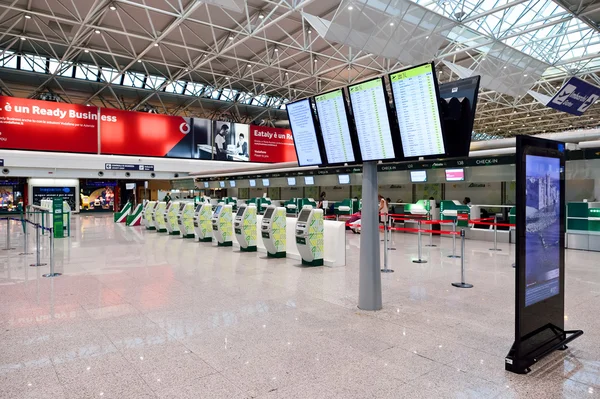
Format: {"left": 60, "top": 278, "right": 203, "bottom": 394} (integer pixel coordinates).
{"left": 381, "top": 217, "right": 394, "bottom": 273}
{"left": 19, "top": 219, "right": 33, "bottom": 256}
{"left": 30, "top": 223, "right": 47, "bottom": 267}
{"left": 425, "top": 220, "right": 437, "bottom": 247}
{"left": 452, "top": 229, "right": 473, "bottom": 288}
{"left": 3, "top": 217, "right": 15, "bottom": 251}
{"left": 448, "top": 218, "right": 461, "bottom": 258}
{"left": 388, "top": 215, "right": 396, "bottom": 250}
{"left": 412, "top": 220, "right": 427, "bottom": 264}
{"left": 490, "top": 214, "right": 502, "bottom": 251}
{"left": 43, "top": 229, "right": 60, "bottom": 278}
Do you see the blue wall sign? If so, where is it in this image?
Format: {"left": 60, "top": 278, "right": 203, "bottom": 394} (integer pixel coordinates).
{"left": 105, "top": 163, "right": 154, "bottom": 171}
{"left": 547, "top": 77, "right": 600, "bottom": 116}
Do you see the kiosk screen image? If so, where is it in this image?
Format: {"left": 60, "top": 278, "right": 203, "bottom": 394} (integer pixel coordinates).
{"left": 229, "top": 181, "right": 236, "bottom": 188}
{"left": 287, "top": 177, "right": 296, "bottom": 186}
{"left": 348, "top": 78, "right": 396, "bottom": 161}
{"left": 338, "top": 174, "right": 350, "bottom": 185}
{"left": 525, "top": 155, "right": 561, "bottom": 307}
{"left": 204, "top": 182, "right": 209, "bottom": 188}
{"left": 304, "top": 176, "right": 315, "bottom": 185}
{"left": 389, "top": 63, "right": 445, "bottom": 158}
{"left": 179, "top": 203, "right": 186, "bottom": 211}
{"left": 219, "top": 181, "right": 225, "bottom": 188}
{"left": 298, "top": 209, "right": 311, "bottom": 222}
{"left": 236, "top": 206, "right": 246, "bottom": 217}
{"left": 410, "top": 170, "right": 427, "bottom": 183}
{"left": 286, "top": 98, "right": 323, "bottom": 166}
{"left": 263, "top": 208, "right": 275, "bottom": 219}
{"left": 213, "top": 205, "right": 222, "bottom": 216}
{"left": 195, "top": 205, "right": 202, "bottom": 212}
{"left": 249, "top": 179, "right": 256, "bottom": 187}
{"left": 314, "top": 89, "right": 356, "bottom": 164}
{"left": 262, "top": 179, "right": 270, "bottom": 187}
{"left": 445, "top": 168, "right": 464, "bottom": 181}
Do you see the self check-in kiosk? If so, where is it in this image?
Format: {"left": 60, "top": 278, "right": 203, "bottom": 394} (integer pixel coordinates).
{"left": 143, "top": 201, "right": 156, "bottom": 230}
{"left": 234, "top": 204, "right": 257, "bottom": 252}
{"left": 155, "top": 201, "right": 168, "bottom": 233}
{"left": 261, "top": 206, "right": 287, "bottom": 258}
{"left": 212, "top": 204, "right": 233, "bottom": 246}
{"left": 295, "top": 206, "right": 324, "bottom": 266}
{"left": 178, "top": 202, "right": 195, "bottom": 238}
{"left": 166, "top": 202, "right": 181, "bottom": 235}
{"left": 194, "top": 203, "right": 213, "bottom": 242}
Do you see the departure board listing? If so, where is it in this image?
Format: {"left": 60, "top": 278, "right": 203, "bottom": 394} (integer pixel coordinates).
{"left": 390, "top": 63, "right": 446, "bottom": 158}
{"left": 314, "top": 89, "right": 355, "bottom": 164}
{"left": 286, "top": 99, "right": 322, "bottom": 167}
{"left": 349, "top": 78, "right": 396, "bottom": 162}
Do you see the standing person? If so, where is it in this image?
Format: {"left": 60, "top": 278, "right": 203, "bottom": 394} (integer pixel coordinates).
{"left": 214, "top": 124, "right": 229, "bottom": 160}
{"left": 317, "top": 192, "right": 326, "bottom": 209}
{"left": 463, "top": 197, "right": 471, "bottom": 207}
{"left": 236, "top": 133, "right": 248, "bottom": 157}
{"left": 378, "top": 194, "right": 388, "bottom": 224}
{"left": 164, "top": 193, "right": 172, "bottom": 204}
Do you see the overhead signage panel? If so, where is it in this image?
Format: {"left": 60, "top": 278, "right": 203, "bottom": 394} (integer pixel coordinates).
{"left": 547, "top": 77, "right": 600, "bottom": 116}
{"left": 105, "top": 163, "right": 155, "bottom": 171}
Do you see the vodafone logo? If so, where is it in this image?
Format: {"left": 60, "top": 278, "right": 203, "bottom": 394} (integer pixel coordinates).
{"left": 179, "top": 122, "right": 190, "bottom": 134}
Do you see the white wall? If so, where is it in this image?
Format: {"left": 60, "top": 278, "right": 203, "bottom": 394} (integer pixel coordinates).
{"left": 28, "top": 178, "right": 80, "bottom": 211}
{"left": 566, "top": 179, "right": 595, "bottom": 202}
{"left": 445, "top": 182, "right": 502, "bottom": 205}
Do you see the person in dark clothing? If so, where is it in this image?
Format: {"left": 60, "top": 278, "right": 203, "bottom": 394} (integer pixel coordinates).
{"left": 214, "top": 124, "right": 229, "bottom": 160}
{"left": 237, "top": 133, "right": 248, "bottom": 157}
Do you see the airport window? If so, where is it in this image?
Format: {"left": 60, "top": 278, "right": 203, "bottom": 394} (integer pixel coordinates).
{"left": 74, "top": 64, "right": 99, "bottom": 81}
{"left": 210, "top": 89, "right": 222, "bottom": 99}
{"left": 145, "top": 75, "right": 166, "bottom": 90}
{"left": 49, "top": 59, "right": 73, "bottom": 77}
{"left": 220, "top": 88, "right": 238, "bottom": 102}
{"left": 184, "top": 82, "right": 204, "bottom": 96}
{"left": 251, "top": 94, "right": 268, "bottom": 106}
{"left": 122, "top": 71, "right": 145, "bottom": 88}
{"left": 21, "top": 54, "right": 47, "bottom": 73}
{"left": 0, "top": 50, "right": 18, "bottom": 69}
{"left": 238, "top": 92, "right": 253, "bottom": 104}
{"left": 100, "top": 67, "right": 120, "bottom": 83}
{"left": 164, "top": 80, "right": 186, "bottom": 94}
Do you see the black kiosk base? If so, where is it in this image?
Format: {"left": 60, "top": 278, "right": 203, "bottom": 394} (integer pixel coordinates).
{"left": 505, "top": 324, "right": 583, "bottom": 374}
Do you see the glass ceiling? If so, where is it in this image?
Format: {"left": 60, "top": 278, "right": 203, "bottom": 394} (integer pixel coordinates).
{"left": 410, "top": 0, "right": 600, "bottom": 74}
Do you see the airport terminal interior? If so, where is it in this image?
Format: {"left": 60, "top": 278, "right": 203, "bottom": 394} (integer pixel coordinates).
{"left": 1, "top": 0, "right": 600, "bottom": 398}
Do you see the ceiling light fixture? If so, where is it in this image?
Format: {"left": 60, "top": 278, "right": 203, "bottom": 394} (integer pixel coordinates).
{"left": 137, "top": 60, "right": 142, "bottom": 63}
{"left": 228, "top": 36, "right": 233, "bottom": 41}
{"left": 95, "top": 29, "right": 100, "bottom": 34}
{"left": 348, "top": 5, "right": 354, "bottom": 10}
{"left": 258, "top": 13, "right": 264, "bottom": 19}
{"left": 109, "top": 5, "right": 117, "bottom": 11}
{"left": 84, "top": 49, "right": 89, "bottom": 53}
{"left": 524, "top": 74, "right": 528, "bottom": 77}
{"left": 24, "top": 14, "right": 32, "bottom": 19}
{"left": 20, "top": 36, "right": 26, "bottom": 41}
{"left": 389, "top": 22, "right": 394, "bottom": 26}
{"left": 154, "top": 43, "right": 158, "bottom": 47}
{"left": 274, "top": 48, "right": 278, "bottom": 52}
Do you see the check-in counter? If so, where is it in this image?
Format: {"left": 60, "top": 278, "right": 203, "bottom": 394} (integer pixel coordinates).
{"left": 567, "top": 201, "right": 600, "bottom": 251}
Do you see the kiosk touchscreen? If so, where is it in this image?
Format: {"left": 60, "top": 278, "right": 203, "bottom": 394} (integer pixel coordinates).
{"left": 194, "top": 203, "right": 213, "bottom": 242}
{"left": 166, "top": 202, "right": 181, "bottom": 235}
{"left": 178, "top": 202, "right": 195, "bottom": 238}
{"left": 154, "top": 201, "right": 168, "bottom": 233}
{"left": 295, "top": 206, "right": 324, "bottom": 266}
{"left": 234, "top": 204, "right": 257, "bottom": 252}
{"left": 262, "top": 206, "right": 287, "bottom": 258}
{"left": 212, "top": 204, "right": 233, "bottom": 246}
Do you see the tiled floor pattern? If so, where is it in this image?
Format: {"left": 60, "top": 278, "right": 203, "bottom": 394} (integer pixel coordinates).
{"left": 0, "top": 215, "right": 599, "bottom": 398}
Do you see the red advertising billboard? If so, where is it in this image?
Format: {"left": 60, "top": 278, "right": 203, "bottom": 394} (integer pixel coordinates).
{"left": 249, "top": 125, "right": 297, "bottom": 163}
{"left": 0, "top": 95, "right": 98, "bottom": 153}
{"left": 100, "top": 108, "right": 193, "bottom": 158}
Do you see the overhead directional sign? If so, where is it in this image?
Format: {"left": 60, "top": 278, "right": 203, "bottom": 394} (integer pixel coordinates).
{"left": 105, "top": 163, "right": 154, "bottom": 171}
{"left": 547, "top": 77, "right": 600, "bottom": 116}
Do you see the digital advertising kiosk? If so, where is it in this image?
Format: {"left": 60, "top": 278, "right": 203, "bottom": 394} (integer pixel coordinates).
{"left": 155, "top": 201, "right": 168, "bottom": 233}
{"left": 166, "top": 202, "right": 181, "bottom": 235}
{"left": 261, "top": 206, "right": 287, "bottom": 258}
{"left": 194, "top": 203, "right": 213, "bottom": 242}
{"left": 212, "top": 204, "right": 233, "bottom": 246}
{"left": 505, "top": 135, "right": 582, "bottom": 374}
{"left": 295, "top": 206, "right": 324, "bottom": 266}
{"left": 178, "top": 202, "right": 195, "bottom": 238}
{"left": 234, "top": 204, "right": 257, "bottom": 252}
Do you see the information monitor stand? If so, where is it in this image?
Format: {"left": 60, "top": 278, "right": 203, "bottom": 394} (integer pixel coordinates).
{"left": 358, "top": 161, "right": 382, "bottom": 311}
{"left": 212, "top": 204, "right": 233, "bottom": 246}
{"left": 295, "top": 206, "right": 323, "bottom": 266}
{"left": 261, "top": 206, "right": 287, "bottom": 258}
{"left": 234, "top": 204, "right": 257, "bottom": 252}
{"left": 194, "top": 203, "right": 213, "bottom": 242}
{"left": 178, "top": 203, "right": 195, "bottom": 238}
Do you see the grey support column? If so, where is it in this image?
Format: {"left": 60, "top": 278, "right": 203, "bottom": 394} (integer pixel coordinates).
{"left": 358, "top": 162, "right": 382, "bottom": 311}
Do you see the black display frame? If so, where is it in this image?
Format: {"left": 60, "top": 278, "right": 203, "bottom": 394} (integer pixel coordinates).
{"left": 285, "top": 97, "right": 327, "bottom": 167}
{"left": 505, "top": 135, "right": 582, "bottom": 375}
{"left": 346, "top": 76, "right": 403, "bottom": 163}
{"left": 313, "top": 88, "right": 362, "bottom": 166}
{"left": 388, "top": 61, "right": 448, "bottom": 160}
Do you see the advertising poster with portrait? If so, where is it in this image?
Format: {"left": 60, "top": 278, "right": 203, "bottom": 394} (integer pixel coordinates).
{"left": 212, "top": 121, "right": 251, "bottom": 162}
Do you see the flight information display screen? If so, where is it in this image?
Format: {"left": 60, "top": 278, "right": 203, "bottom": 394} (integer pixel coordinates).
{"left": 390, "top": 63, "right": 445, "bottom": 158}
{"left": 525, "top": 155, "right": 561, "bottom": 307}
{"left": 287, "top": 177, "right": 296, "bottom": 186}
{"left": 445, "top": 168, "right": 464, "bottom": 181}
{"left": 229, "top": 181, "right": 236, "bottom": 187}
{"left": 262, "top": 179, "right": 270, "bottom": 187}
{"left": 286, "top": 98, "right": 323, "bottom": 167}
{"left": 410, "top": 170, "right": 427, "bottom": 182}
{"left": 219, "top": 181, "right": 225, "bottom": 188}
{"left": 314, "top": 89, "right": 355, "bottom": 164}
{"left": 203, "top": 182, "right": 209, "bottom": 188}
{"left": 249, "top": 179, "right": 256, "bottom": 187}
{"left": 348, "top": 78, "right": 396, "bottom": 162}
{"left": 304, "top": 176, "right": 314, "bottom": 185}
{"left": 338, "top": 174, "right": 350, "bottom": 184}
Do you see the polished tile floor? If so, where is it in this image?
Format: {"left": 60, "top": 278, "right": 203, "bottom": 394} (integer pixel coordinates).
{"left": 0, "top": 214, "right": 598, "bottom": 398}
